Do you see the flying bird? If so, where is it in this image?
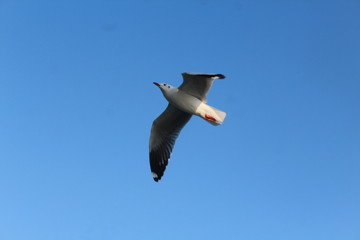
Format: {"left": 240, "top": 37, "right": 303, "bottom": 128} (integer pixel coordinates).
{"left": 149, "top": 72, "right": 227, "bottom": 181}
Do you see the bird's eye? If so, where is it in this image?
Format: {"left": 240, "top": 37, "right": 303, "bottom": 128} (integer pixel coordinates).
{"left": 168, "top": 86, "right": 170, "bottom": 88}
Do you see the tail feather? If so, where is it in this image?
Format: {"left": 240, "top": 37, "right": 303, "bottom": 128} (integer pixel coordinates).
{"left": 206, "top": 106, "right": 226, "bottom": 126}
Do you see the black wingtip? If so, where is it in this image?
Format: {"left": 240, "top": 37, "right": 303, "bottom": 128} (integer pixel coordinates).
{"left": 182, "top": 72, "right": 226, "bottom": 79}
{"left": 216, "top": 74, "right": 226, "bottom": 79}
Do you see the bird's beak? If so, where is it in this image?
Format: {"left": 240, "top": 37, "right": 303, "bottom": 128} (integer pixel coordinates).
{"left": 153, "top": 82, "right": 160, "bottom": 87}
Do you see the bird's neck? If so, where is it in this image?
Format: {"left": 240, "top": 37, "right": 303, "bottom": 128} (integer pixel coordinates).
{"left": 163, "top": 88, "right": 178, "bottom": 99}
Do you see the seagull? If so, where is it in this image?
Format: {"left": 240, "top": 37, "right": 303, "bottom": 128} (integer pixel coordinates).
{"left": 149, "top": 72, "right": 227, "bottom": 181}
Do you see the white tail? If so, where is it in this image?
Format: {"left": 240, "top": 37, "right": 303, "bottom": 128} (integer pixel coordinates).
{"left": 195, "top": 102, "right": 227, "bottom": 126}
{"left": 198, "top": 104, "right": 226, "bottom": 126}
{"left": 207, "top": 106, "right": 226, "bottom": 126}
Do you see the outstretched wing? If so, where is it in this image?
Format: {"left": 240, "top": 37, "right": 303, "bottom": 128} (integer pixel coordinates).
{"left": 149, "top": 104, "right": 192, "bottom": 181}
{"left": 179, "top": 72, "right": 225, "bottom": 102}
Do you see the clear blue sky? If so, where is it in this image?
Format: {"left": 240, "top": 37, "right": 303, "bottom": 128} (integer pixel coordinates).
{"left": 1, "top": 0, "right": 359, "bottom": 239}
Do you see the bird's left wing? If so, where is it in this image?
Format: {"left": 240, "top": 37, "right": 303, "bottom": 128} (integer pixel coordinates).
{"left": 149, "top": 104, "right": 192, "bottom": 181}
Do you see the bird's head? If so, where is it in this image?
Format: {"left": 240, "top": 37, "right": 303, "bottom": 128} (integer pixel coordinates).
{"left": 153, "top": 82, "right": 177, "bottom": 95}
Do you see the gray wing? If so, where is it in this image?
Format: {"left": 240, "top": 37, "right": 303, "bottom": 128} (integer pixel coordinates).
{"left": 149, "top": 104, "right": 192, "bottom": 182}
{"left": 179, "top": 72, "right": 225, "bottom": 102}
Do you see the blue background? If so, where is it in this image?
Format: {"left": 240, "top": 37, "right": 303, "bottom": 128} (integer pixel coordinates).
{"left": 1, "top": 0, "right": 359, "bottom": 239}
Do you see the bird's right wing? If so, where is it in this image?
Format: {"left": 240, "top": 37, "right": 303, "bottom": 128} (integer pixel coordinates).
{"left": 149, "top": 104, "right": 192, "bottom": 181}
{"left": 179, "top": 72, "right": 225, "bottom": 103}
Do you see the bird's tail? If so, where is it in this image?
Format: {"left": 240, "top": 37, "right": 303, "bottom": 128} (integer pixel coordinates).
{"left": 203, "top": 105, "right": 227, "bottom": 126}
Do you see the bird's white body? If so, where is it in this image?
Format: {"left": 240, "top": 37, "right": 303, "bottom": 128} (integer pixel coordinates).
{"left": 159, "top": 85, "right": 226, "bottom": 125}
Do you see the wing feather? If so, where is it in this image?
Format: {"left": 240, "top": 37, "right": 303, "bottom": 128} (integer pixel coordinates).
{"left": 149, "top": 104, "right": 192, "bottom": 181}
{"left": 179, "top": 72, "right": 225, "bottom": 102}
